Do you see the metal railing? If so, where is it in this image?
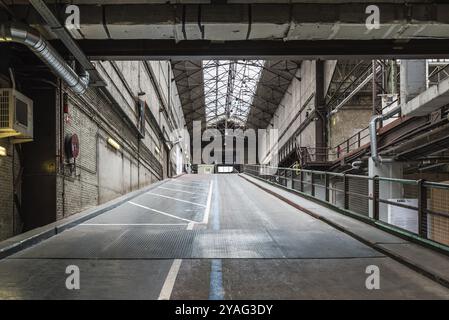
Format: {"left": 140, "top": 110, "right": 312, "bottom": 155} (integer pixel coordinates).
{"left": 331, "top": 127, "right": 371, "bottom": 160}
{"left": 294, "top": 146, "right": 341, "bottom": 166}
{"left": 428, "top": 60, "right": 449, "bottom": 87}
{"left": 242, "top": 164, "right": 449, "bottom": 251}
{"left": 330, "top": 97, "right": 400, "bottom": 161}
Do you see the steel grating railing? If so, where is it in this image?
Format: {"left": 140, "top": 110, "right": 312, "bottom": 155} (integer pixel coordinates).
{"left": 242, "top": 164, "right": 449, "bottom": 251}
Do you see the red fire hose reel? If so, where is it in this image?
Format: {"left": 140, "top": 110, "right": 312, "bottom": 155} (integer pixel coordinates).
{"left": 65, "top": 133, "right": 79, "bottom": 159}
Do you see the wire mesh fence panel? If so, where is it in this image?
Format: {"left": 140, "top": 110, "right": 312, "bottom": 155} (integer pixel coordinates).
{"left": 242, "top": 164, "right": 449, "bottom": 251}
{"left": 313, "top": 172, "right": 327, "bottom": 202}
{"left": 303, "top": 171, "right": 313, "bottom": 196}
{"left": 279, "top": 170, "right": 289, "bottom": 187}
{"left": 292, "top": 170, "right": 301, "bottom": 192}
{"left": 329, "top": 175, "right": 344, "bottom": 209}
{"left": 245, "top": 165, "right": 258, "bottom": 177}
{"left": 378, "top": 179, "right": 419, "bottom": 234}
{"left": 285, "top": 169, "right": 293, "bottom": 189}
{"left": 273, "top": 170, "right": 280, "bottom": 185}
{"left": 426, "top": 183, "right": 449, "bottom": 246}
{"left": 348, "top": 176, "right": 370, "bottom": 216}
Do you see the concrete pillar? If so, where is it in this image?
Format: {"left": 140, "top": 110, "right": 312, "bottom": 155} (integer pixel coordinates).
{"left": 175, "top": 146, "right": 182, "bottom": 175}
{"left": 400, "top": 60, "right": 427, "bottom": 104}
{"left": 368, "top": 158, "right": 403, "bottom": 221}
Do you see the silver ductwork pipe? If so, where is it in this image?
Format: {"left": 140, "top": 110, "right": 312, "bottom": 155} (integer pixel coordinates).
{"left": 0, "top": 23, "right": 89, "bottom": 95}
{"left": 351, "top": 160, "right": 363, "bottom": 170}
{"left": 369, "top": 114, "right": 384, "bottom": 165}
{"left": 369, "top": 106, "right": 401, "bottom": 165}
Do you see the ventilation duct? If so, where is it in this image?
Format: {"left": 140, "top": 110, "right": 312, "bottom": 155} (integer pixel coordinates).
{"left": 0, "top": 23, "right": 89, "bottom": 95}
{"left": 369, "top": 106, "right": 401, "bottom": 165}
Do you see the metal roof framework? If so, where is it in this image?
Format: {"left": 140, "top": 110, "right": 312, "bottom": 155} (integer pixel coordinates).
{"left": 202, "top": 60, "right": 264, "bottom": 128}
{"left": 171, "top": 59, "right": 301, "bottom": 131}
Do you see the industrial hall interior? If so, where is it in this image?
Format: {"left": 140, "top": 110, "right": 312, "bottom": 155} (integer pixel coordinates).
{"left": 0, "top": 0, "right": 449, "bottom": 301}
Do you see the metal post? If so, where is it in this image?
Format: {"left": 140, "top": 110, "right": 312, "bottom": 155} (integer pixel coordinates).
{"left": 418, "top": 179, "right": 428, "bottom": 238}
{"left": 311, "top": 172, "right": 315, "bottom": 196}
{"left": 288, "top": 170, "right": 293, "bottom": 189}
{"left": 292, "top": 169, "right": 296, "bottom": 190}
{"left": 373, "top": 175, "right": 379, "bottom": 220}
{"left": 343, "top": 174, "right": 349, "bottom": 210}
{"left": 357, "top": 131, "right": 361, "bottom": 148}
{"left": 315, "top": 60, "right": 326, "bottom": 163}
{"left": 300, "top": 170, "right": 304, "bottom": 192}
{"left": 325, "top": 173, "right": 329, "bottom": 202}
{"left": 372, "top": 59, "right": 378, "bottom": 116}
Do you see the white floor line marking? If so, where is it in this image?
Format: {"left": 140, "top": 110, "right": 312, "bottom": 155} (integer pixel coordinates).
{"left": 146, "top": 192, "right": 206, "bottom": 207}
{"left": 170, "top": 179, "right": 208, "bottom": 187}
{"left": 165, "top": 182, "right": 207, "bottom": 190}
{"left": 157, "top": 186, "right": 195, "bottom": 194}
{"left": 158, "top": 218, "right": 195, "bottom": 300}
{"left": 80, "top": 223, "right": 188, "bottom": 226}
{"left": 158, "top": 259, "right": 182, "bottom": 300}
{"left": 128, "top": 201, "right": 198, "bottom": 223}
{"left": 202, "top": 180, "right": 214, "bottom": 225}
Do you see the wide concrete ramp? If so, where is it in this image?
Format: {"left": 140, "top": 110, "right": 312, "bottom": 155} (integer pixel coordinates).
{"left": 0, "top": 174, "right": 448, "bottom": 299}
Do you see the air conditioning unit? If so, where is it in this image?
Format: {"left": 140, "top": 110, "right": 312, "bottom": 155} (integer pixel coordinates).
{"left": 0, "top": 88, "right": 33, "bottom": 143}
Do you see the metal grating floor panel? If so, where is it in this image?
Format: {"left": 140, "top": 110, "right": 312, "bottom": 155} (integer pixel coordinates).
{"left": 12, "top": 227, "right": 382, "bottom": 260}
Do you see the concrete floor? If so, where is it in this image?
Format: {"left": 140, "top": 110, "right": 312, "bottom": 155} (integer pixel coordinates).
{"left": 0, "top": 174, "right": 448, "bottom": 299}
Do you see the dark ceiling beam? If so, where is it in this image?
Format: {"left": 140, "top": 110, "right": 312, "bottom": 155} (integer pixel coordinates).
{"left": 49, "top": 39, "right": 449, "bottom": 60}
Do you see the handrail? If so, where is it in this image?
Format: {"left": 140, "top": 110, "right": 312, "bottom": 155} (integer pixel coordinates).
{"left": 242, "top": 163, "right": 449, "bottom": 251}
{"left": 332, "top": 98, "right": 399, "bottom": 150}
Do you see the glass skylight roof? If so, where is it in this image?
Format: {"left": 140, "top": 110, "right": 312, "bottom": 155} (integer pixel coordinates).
{"left": 202, "top": 60, "right": 264, "bottom": 127}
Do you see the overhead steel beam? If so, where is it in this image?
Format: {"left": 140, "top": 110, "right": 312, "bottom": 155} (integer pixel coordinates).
{"left": 329, "top": 65, "right": 382, "bottom": 116}
{"left": 28, "top": 0, "right": 105, "bottom": 86}
{"left": 49, "top": 39, "right": 449, "bottom": 60}
{"left": 11, "top": 3, "right": 449, "bottom": 41}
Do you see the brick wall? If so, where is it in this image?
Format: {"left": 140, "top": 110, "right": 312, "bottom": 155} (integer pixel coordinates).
{"left": 54, "top": 61, "right": 187, "bottom": 220}
{"left": 0, "top": 139, "right": 13, "bottom": 240}
{"left": 0, "top": 60, "right": 187, "bottom": 240}
{"left": 55, "top": 85, "right": 163, "bottom": 218}
{"left": 0, "top": 139, "right": 22, "bottom": 240}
